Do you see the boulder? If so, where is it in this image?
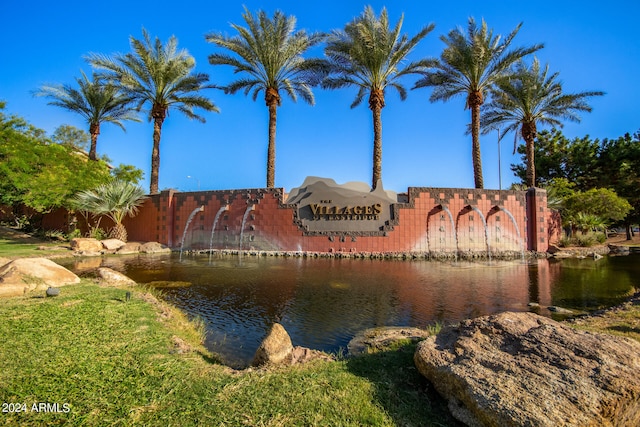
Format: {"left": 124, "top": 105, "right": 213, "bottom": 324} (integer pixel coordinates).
{"left": 101, "top": 238, "right": 126, "bottom": 251}
{"left": 139, "top": 242, "right": 171, "bottom": 254}
{"left": 348, "top": 326, "right": 432, "bottom": 356}
{"left": 97, "top": 267, "right": 136, "bottom": 287}
{"left": 117, "top": 241, "right": 142, "bottom": 254}
{"left": 414, "top": 312, "right": 640, "bottom": 427}
{"left": 70, "top": 238, "right": 103, "bottom": 254}
{"left": 252, "top": 323, "right": 294, "bottom": 366}
{"left": 0, "top": 258, "right": 80, "bottom": 297}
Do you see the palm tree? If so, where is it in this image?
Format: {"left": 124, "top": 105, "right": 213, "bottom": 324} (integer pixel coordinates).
{"left": 414, "top": 17, "right": 542, "bottom": 188}
{"left": 481, "top": 58, "right": 604, "bottom": 187}
{"left": 87, "top": 29, "right": 219, "bottom": 194}
{"left": 72, "top": 180, "right": 147, "bottom": 242}
{"left": 36, "top": 71, "right": 139, "bottom": 160}
{"left": 323, "top": 6, "right": 434, "bottom": 189}
{"left": 205, "top": 7, "right": 326, "bottom": 188}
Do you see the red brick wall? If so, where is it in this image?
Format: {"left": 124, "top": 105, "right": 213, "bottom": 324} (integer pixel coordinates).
{"left": 119, "top": 186, "right": 546, "bottom": 255}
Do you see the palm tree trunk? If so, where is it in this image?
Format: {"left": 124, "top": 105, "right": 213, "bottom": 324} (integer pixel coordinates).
{"left": 150, "top": 104, "right": 166, "bottom": 194}
{"left": 522, "top": 122, "right": 538, "bottom": 187}
{"left": 469, "top": 91, "right": 484, "bottom": 189}
{"left": 266, "top": 88, "right": 280, "bottom": 188}
{"left": 89, "top": 122, "right": 100, "bottom": 161}
{"left": 370, "top": 90, "right": 385, "bottom": 190}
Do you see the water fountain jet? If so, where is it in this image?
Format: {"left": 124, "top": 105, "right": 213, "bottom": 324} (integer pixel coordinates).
{"left": 179, "top": 205, "right": 205, "bottom": 260}
{"left": 208, "top": 204, "right": 230, "bottom": 256}
{"left": 239, "top": 204, "right": 256, "bottom": 251}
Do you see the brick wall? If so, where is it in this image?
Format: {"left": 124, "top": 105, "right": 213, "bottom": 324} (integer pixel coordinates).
{"left": 119, "top": 186, "right": 549, "bottom": 255}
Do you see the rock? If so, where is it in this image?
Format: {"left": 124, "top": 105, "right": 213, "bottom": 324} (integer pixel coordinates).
{"left": 117, "top": 241, "right": 142, "bottom": 254}
{"left": 46, "top": 287, "right": 60, "bottom": 297}
{"left": 252, "top": 323, "right": 294, "bottom": 366}
{"left": 101, "top": 238, "right": 126, "bottom": 251}
{"left": 347, "top": 326, "right": 432, "bottom": 356}
{"left": 290, "top": 346, "right": 334, "bottom": 364}
{"left": 0, "top": 258, "right": 80, "bottom": 297}
{"left": 139, "top": 242, "right": 171, "bottom": 254}
{"left": 70, "top": 238, "right": 104, "bottom": 253}
{"left": 547, "top": 305, "right": 575, "bottom": 314}
{"left": 96, "top": 267, "right": 136, "bottom": 287}
{"left": 414, "top": 312, "right": 640, "bottom": 427}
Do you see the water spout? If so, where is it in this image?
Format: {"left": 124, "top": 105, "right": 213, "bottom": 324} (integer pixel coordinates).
{"left": 239, "top": 204, "right": 256, "bottom": 251}
{"left": 499, "top": 207, "right": 525, "bottom": 262}
{"left": 469, "top": 206, "right": 491, "bottom": 262}
{"left": 208, "top": 204, "right": 230, "bottom": 255}
{"left": 441, "top": 205, "right": 459, "bottom": 262}
{"left": 179, "top": 205, "right": 205, "bottom": 260}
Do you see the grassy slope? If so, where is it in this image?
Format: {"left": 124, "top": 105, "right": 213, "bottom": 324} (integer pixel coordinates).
{"left": 0, "top": 282, "right": 459, "bottom": 426}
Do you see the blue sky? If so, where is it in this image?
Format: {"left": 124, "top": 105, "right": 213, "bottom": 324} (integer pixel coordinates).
{"left": 2, "top": 1, "right": 638, "bottom": 193}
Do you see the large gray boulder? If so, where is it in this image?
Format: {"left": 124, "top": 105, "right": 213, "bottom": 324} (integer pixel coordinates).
{"left": 0, "top": 258, "right": 80, "bottom": 297}
{"left": 414, "top": 311, "right": 640, "bottom": 427}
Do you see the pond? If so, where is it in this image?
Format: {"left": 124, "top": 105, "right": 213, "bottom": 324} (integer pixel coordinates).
{"left": 60, "top": 254, "right": 640, "bottom": 368}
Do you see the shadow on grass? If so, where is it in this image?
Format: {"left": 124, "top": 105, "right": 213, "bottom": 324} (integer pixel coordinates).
{"left": 345, "top": 342, "right": 463, "bottom": 427}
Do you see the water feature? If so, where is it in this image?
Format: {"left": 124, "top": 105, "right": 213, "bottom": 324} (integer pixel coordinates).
{"left": 499, "top": 206, "right": 525, "bottom": 261}
{"left": 469, "top": 206, "right": 491, "bottom": 262}
{"left": 179, "top": 205, "right": 204, "bottom": 260}
{"left": 239, "top": 204, "right": 255, "bottom": 250}
{"left": 208, "top": 204, "right": 230, "bottom": 255}
{"left": 441, "top": 205, "right": 458, "bottom": 261}
{"left": 59, "top": 254, "right": 640, "bottom": 368}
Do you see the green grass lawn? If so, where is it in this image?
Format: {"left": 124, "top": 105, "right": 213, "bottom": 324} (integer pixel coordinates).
{"left": 0, "top": 282, "right": 459, "bottom": 426}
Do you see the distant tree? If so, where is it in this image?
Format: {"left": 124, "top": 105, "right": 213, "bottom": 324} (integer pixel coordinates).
{"left": 206, "top": 8, "right": 325, "bottom": 188}
{"left": 36, "top": 71, "right": 139, "bottom": 160}
{"left": 563, "top": 188, "right": 631, "bottom": 233}
{"left": 51, "top": 124, "right": 90, "bottom": 152}
{"left": 88, "top": 29, "right": 219, "bottom": 193}
{"left": 110, "top": 164, "right": 144, "bottom": 184}
{"left": 71, "top": 180, "right": 146, "bottom": 242}
{"left": 481, "top": 58, "right": 604, "bottom": 187}
{"left": 323, "top": 6, "right": 434, "bottom": 189}
{"left": 0, "top": 104, "right": 113, "bottom": 221}
{"left": 512, "top": 129, "right": 601, "bottom": 189}
{"left": 414, "top": 17, "right": 542, "bottom": 188}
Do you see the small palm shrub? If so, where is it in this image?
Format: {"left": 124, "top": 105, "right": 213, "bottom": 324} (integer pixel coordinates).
{"left": 72, "top": 180, "right": 146, "bottom": 242}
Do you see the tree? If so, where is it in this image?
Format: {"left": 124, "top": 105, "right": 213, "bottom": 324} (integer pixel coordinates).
{"left": 51, "top": 124, "right": 90, "bottom": 152}
{"left": 71, "top": 180, "right": 146, "bottom": 242}
{"left": 0, "top": 103, "right": 113, "bottom": 223}
{"left": 36, "top": 71, "right": 139, "bottom": 160}
{"left": 414, "top": 17, "right": 542, "bottom": 188}
{"left": 322, "top": 6, "right": 434, "bottom": 189}
{"left": 512, "top": 129, "right": 601, "bottom": 189}
{"left": 481, "top": 58, "right": 604, "bottom": 187}
{"left": 88, "top": 29, "right": 219, "bottom": 194}
{"left": 563, "top": 188, "right": 632, "bottom": 230}
{"left": 206, "top": 8, "right": 325, "bottom": 188}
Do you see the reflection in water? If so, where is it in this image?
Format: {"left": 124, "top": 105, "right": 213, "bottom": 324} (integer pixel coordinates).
{"left": 59, "top": 254, "right": 640, "bottom": 367}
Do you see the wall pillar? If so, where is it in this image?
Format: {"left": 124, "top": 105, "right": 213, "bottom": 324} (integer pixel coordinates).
{"left": 526, "top": 187, "right": 549, "bottom": 253}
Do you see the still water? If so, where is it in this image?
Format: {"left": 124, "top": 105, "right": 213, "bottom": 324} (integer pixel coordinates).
{"left": 61, "top": 254, "right": 640, "bottom": 367}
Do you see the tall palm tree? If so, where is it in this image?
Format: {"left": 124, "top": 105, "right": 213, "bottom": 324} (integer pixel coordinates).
{"left": 206, "top": 7, "right": 326, "bottom": 188}
{"left": 72, "top": 180, "right": 147, "bottom": 242}
{"left": 481, "top": 58, "right": 604, "bottom": 187}
{"left": 414, "top": 17, "right": 542, "bottom": 189}
{"left": 87, "top": 29, "right": 219, "bottom": 194}
{"left": 323, "top": 6, "right": 434, "bottom": 189}
{"left": 36, "top": 71, "right": 139, "bottom": 160}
